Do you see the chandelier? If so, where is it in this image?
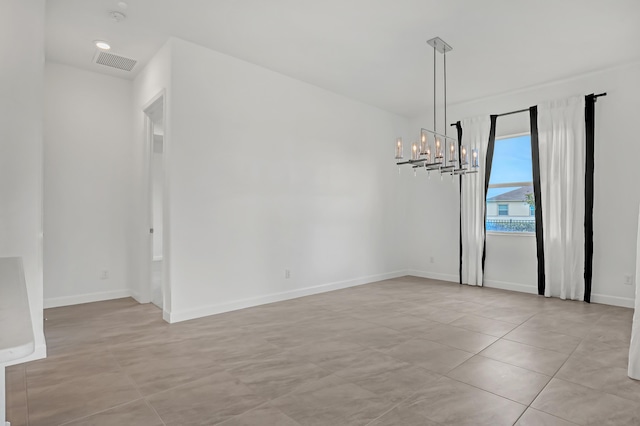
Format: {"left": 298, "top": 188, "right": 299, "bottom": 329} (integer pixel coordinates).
{"left": 395, "top": 37, "right": 479, "bottom": 177}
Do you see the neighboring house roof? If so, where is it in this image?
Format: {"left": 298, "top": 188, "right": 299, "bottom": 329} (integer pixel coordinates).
{"left": 487, "top": 186, "right": 534, "bottom": 202}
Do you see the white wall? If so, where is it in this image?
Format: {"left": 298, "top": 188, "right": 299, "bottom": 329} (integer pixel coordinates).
{"left": 43, "top": 63, "right": 133, "bottom": 307}
{"left": 408, "top": 60, "right": 640, "bottom": 306}
{"left": 0, "top": 0, "right": 46, "bottom": 360}
{"left": 158, "top": 38, "right": 408, "bottom": 322}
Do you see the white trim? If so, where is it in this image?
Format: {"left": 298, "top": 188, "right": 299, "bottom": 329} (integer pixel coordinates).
{"left": 142, "top": 89, "right": 169, "bottom": 318}
{"left": 166, "top": 270, "right": 408, "bottom": 323}
{"left": 408, "top": 269, "right": 538, "bottom": 295}
{"left": 488, "top": 181, "right": 533, "bottom": 189}
{"left": 486, "top": 231, "right": 536, "bottom": 237}
{"left": 129, "top": 290, "right": 145, "bottom": 304}
{"left": 591, "top": 293, "right": 635, "bottom": 309}
{"left": 406, "top": 270, "right": 458, "bottom": 283}
{"left": 162, "top": 310, "right": 171, "bottom": 323}
{"left": 3, "top": 343, "right": 46, "bottom": 367}
{"left": 44, "top": 289, "right": 132, "bottom": 308}
{"left": 407, "top": 269, "right": 635, "bottom": 308}
{"left": 484, "top": 279, "right": 538, "bottom": 295}
{"left": 495, "top": 132, "right": 530, "bottom": 140}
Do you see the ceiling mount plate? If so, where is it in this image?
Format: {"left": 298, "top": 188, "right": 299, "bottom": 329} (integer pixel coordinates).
{"left": 426, "top": 37, "right": 453, "bottom": 54}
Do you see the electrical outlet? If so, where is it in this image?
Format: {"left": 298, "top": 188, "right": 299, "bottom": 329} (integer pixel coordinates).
{"left": 100, "top": 270, "right": 109, "bottom": 280}
{"left": 430, "top": 256, "right": 435, "bottom": 264}
{"left": 624, "top": 274, "right": 633, "bottom": 285}
{"left": 285, "top": 269, "right": 291, "bottom": 279}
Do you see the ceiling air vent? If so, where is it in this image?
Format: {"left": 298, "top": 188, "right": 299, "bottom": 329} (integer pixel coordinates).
{"left": 93, "top": 51, "right": 137, "bottom": 72}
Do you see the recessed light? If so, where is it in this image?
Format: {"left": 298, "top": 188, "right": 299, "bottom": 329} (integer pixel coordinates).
{"left": 95, "top": 40, "right": 111, "bottom": 50}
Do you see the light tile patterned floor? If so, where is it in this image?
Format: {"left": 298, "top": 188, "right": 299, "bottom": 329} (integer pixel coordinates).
{"left": 6, "top": 276, "right": 640, "bottom": 425}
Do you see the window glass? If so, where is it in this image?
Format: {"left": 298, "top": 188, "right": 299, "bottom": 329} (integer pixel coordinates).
{"left": 486, "top": 135, "right": 535, "bottom": 233}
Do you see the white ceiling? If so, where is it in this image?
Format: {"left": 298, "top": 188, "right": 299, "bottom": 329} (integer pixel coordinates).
{"left": 46, "top": 0, "right": 640, "bottom": 117}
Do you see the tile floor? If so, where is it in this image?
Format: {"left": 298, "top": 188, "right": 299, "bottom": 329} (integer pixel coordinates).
{"left": 6, "top": 276, "right": 640, "bottom": 425}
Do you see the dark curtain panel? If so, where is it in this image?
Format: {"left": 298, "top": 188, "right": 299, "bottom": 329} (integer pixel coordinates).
{"left": 481, "top": 115, "right": 498, "bottom": 275}
{"left": 456, "top": 121, "right": 463, "bottom": 285}
{"left": 584, "top": 94, "right": 596, "bottom": 303}
{"left": 529, "top": 106, "right": 546, "bottom": 296}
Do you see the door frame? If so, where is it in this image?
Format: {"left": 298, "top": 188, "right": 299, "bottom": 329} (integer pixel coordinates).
{"left": 142, "top": 89, "right": 171, "bottom": 321}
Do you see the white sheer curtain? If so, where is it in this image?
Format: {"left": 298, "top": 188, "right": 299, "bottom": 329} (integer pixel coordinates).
{"left": 461, "top": 116, "right": 491, "bottom": 286}
{"left": 629, "top": 205, "right": 640, "bottom": 380}
{"left": 537, "top": 96, "right": 586, "bottom": 300}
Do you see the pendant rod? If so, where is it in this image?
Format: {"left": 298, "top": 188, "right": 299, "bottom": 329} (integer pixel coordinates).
{"left": 444, "top": 49, "right": 447, "bottom": 137}
{"left": 433, "top": 44, "right": 437, "bottom": 134}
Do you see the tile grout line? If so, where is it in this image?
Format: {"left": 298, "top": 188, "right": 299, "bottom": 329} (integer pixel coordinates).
{"left": 510, "top": 326, "right": 586, "bottom": 425}
{"left": 362, "top": 382, "right": 431, "bottom": 426}
{"left": 107, "top": 349, "right": 145, "bottom": 400}
{"left": 53, "top": 346, "right": 148, "bottom": 425}
{"left": 56, "top": 398, "right": 146, "bottom": 426}
{"left": 143, "top": 399, "right": 167, "bottom": 426}
{"left": 20, "top": 280, "right": 630, "bottom": 426}
{"left": 478, "top": 339, "right": 569, "bottom": 375}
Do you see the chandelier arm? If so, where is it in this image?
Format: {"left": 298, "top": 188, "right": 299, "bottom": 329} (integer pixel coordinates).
{"left": 420, "top": 128, "right": 456, "bottom": 142}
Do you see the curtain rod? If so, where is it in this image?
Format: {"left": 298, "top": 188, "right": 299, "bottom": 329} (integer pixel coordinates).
{"left": 449, "top": 92, "right": 607, "bottom": 127}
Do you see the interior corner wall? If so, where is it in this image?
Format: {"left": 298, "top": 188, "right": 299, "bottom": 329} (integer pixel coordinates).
{"left": 165, "top": 38, "right": 409, "bottom": 322}
{"left": 0, "top": 0, "right": 46, "bottom": 359}
{"left": 43, "top": 62, "right": 133, "bottom": 308}
{"left": 407, "top": 60, "right": 640, "bottom": 307}
{"left": 131, "top": 40, "right": 173, "bottom": 311}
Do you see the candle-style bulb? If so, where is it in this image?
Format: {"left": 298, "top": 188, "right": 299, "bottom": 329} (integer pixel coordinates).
{"left": 395, "top": 137, "right": 403, "bottom": 159}
{"left": 420, "top": 131, "right": 428, "bottom": 154}
{"left": 411, "top": 141, "right": 419, "bottom": 161}
{"left": 435, "top": 138, "right": 442, "bottom": 163}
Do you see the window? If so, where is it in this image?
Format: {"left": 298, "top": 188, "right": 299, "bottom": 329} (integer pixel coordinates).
{"left": 486, "top": 134, "right": 536, "bottom": 233}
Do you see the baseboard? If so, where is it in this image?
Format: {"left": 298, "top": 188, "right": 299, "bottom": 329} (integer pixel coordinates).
{"left": 591, "top": 293, "right": 635, "bottom": 309}
{"left": 406, "top": 270, "right": 539, "bottom": 295}
{"left": 406, "top": 270, "right": 458, "bottom": 283}
{"left": 483, "top": 279, "right": 538, "bottom": 295}
{"left": 3, "top": 342, "right": 46, "bottom": 367}
{"left": 408, "top": 269, "right": 635, "bottom": 308}
{"left": 166, "top": 270, "right": 408, "bottom": 323}
{"left": 44, "top": 289, "right": 132, "bottom": 308}
{"left": 130, "top": 290, "right": 143, "bottom": 304}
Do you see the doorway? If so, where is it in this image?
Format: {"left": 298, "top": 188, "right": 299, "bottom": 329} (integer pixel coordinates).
{"left": 143, "top": 94, "right": 165, "bottom": 310}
